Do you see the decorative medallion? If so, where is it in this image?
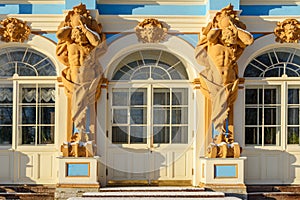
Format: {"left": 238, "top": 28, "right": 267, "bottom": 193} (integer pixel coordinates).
{"left": 135, "top": 18, "right": 168, "bottom": 43}
{"left": 0, "top": 17, "right": 31, "bottom": 43}
{"left": 274, "top": 18, "right": 300, "bottom": 43}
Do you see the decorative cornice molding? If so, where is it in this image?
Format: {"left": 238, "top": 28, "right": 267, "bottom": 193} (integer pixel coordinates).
{"left": 240, "top": 0, "right": 300, "bottom": 5}
{"left": 97, "top": 0, "right": 206, "bottom": 5}
{"left": 0, "top": 0, "right": 64, "bottom": 4}
{"left": 1, "top": 14, "right": 300, "bottom": 34}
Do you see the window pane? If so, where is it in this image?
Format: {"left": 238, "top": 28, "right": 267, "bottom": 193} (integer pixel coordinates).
{"left": 153, "top": 126, "right": 170, "bottom": 143}
{"left": 21, "top": 106, "right": 36, "bottom": 124}
{"left": 39, "top": 87, "right": 55, "bottom": 103}
{"left": 154, "top": 89, "right": 170, "bottom": 105}
{"left": 112, "top": 126, "right": 128, "bottom": 143}
{"left": 131, "top": 89, "right": 147, "bottom": 105}
{"left": 130, "top": 126, "right": 147, "bottom": 144}
{"left": 172, "top": 126, "right": 188, "bottom": 143}
{"left": 0, "top": 107, "right": 12, "bottom": 124}
{"left": 113, "top": 90, "right": 128, "bottom": 106}
{"left": 153, "top": 107, "right": 170, "bottom": 124}
{"left": 245, "top": 108, "right": 257, "bottom": 125}
{"left": 264, "top": 89, "right": 278, "bottom": 104}
{"left": 245, "top": 89, "right": 258, "bottom": 104}
{"left": 0, "top": 126, "right": 12, "bottom": 145}
{"left": 21, "top": 126, "right": 35, "bottom": 145}
{"left": 264, "top": 107, "right": 279, "bottom": 125}
{"left": 40, "top": 106, "right": 55, "bottom": 124}
{"left": 288, "top": 127, "right": 300, "bottom": 144}
{"left": 288, "top": 108, "right": 299, "bottom": 125}
{"left": 172, "top": 88, "right": 188, "bottom": 105}
{"left": 288, "top": 89, "right": 299, "bottom": 104}
{"left": 21, "top": 88, "right": 36, "bottom": 103}
{"left": 264, "top": 127, "right": 279, "bottom": 145}
{"left": 130, "top": 108, "right": 147, "bottom": 124}
{"left": 245, "top": 127, "right": 262, "bottom": 145}
{"left": 38, "top": 126, "right": 54, "bottom": 144}
{"left": 172, "top": 107, "right": 188, "bottom": 124}
{"left": 113, "top": 109, "right": 128, "bottom": 124}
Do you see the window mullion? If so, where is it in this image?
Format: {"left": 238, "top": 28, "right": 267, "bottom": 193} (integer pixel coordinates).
{"left": 35, "top": 84, "right": 38, "bottom": 146}
{"left": 282, "top": 82, "right": 287, "bottom": 150}
{"left": 12, "top": 79, "right": 18, "bottom": 149}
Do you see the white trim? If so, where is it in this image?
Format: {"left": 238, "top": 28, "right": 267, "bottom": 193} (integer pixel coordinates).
{"left": 237, "top": 34, "right": 300, "bottom": 77}
{"left": 0, "top": 0, "right": 64, "bottom": 4}
{"left": 97, "top": 0, "right": 206, "bottom": 5}
{"left": 240, "top": 0, "right": 300, "bottom": 5}
{"left": 99, "top": 33, "right": 202, "bottom": 81}
{"left": 0, "top": 14, "right": 299, "bottom": 33}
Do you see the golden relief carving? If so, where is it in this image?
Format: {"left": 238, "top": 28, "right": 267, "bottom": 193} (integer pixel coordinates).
{"left": 135, "top": 18, "right": 168, "bottom": 43}
{"left": 195, "top": 4, "right": 253, "bottom": 158}
{"left": 0, "top": 17, "right": 31, "bottom": 43}
{"left": 274, "top": 18, "right": 300, "bottom": 43}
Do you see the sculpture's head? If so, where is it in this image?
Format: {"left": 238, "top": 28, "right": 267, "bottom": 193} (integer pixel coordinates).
{"left": 71, "top": 27, "right": 88, "bottom": 44}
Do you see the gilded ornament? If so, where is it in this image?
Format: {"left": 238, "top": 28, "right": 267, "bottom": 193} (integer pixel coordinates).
{"left": 274, "top": 18, "right": 300, "bottom": 43}
{"left": 0, "top": 17, "right": 31, "bottom": 43}
{"left": 135, "top": 18, "right": 168, "bottom": 43}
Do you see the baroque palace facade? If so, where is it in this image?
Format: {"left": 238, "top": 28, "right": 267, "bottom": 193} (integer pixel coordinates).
{"left": 1, "top": 0, "right": 300, "bottom": 191}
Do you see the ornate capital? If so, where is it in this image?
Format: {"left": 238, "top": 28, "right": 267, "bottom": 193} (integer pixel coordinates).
{"left": 135, "top": 18, "right": 168, "bottom": 43}
{"left": 0, "top": 17, "right": 31, "bottom": 43}
{"left": 274, "top": 18, "right": 300, "bottom": 43}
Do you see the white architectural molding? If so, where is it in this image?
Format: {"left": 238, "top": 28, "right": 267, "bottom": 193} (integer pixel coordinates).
{"left": 97, "top": 0, "right": 206, "bottom": 5}
{"left": 99, "top": 15, "right": 206, "bottom": 33}
{"left": 0, "top": 0, "right": 64, "bottom": 4}
{"left": 100, "top": 33, "right": 202, "bottom": 80}
{"left": 0, "top": 14, "right": 299, "bottom": 34}
{"left": 241, "top": 0, "right": 300, "bottom": 5}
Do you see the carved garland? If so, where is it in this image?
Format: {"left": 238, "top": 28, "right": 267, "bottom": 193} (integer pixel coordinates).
{"left": 0, "top": 17, "right": 31, "bottom": 43}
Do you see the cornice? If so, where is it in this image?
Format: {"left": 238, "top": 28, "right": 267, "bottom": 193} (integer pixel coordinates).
{"left": 240, "top": 0, "right": 300, "bottom": 5}
{"left": 0, "top": 0, "right": 64, "bottom": 4}
{"left": 97, "top": 0, "right": 206, "bottom": 5}
{"left": 1, "top": 14, "right": 299, "bottom": 34}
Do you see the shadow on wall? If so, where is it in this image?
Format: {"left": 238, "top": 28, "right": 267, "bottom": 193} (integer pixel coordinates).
{"left": 242, "top": 148, "right": 298, "bottom": 185}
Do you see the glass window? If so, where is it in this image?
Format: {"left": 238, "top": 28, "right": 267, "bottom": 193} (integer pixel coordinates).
{"left": 112, "top": 50, "right": 188, "bottom": 80}
{"left": 111, "top": 50, "right": 189, "bottom": 145}
{"left": 245, "top": 87, "right": 281, "bottom": 146}
{"left": 244, "top": 47, "right": 300, "bottom": 147}
{"left": 0, "top": 47, "right": 56, "bottom": 146}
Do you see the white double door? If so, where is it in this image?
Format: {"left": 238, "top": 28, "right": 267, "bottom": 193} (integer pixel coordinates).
{"left": 106, "top": 83, "right": 193, "bottom": 184}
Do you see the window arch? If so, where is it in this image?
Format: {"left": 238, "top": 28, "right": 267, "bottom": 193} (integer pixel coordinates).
{"left": 244, "top": 47, "right": 300, "bottom": 77}
{"left": 0, "top": 46, "right": 56, "bottom": 146}
{"left": 110, "top": 49, "right": 190, "bottom": 145}
{"left": 244, "top": 46, "right": 300, "bottom": 147}
{"left": 112, "top": 50, "right": 188, "bottom": 81}
{"left": 0, "top": 47, "right": 56, "bottom": 77}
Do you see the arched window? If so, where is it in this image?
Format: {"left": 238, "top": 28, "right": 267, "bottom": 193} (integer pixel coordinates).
{"left": 0, "top": 47, "right": 56, "bottom": 146}
{"left": 110, "top": 49, "right": 190, "bottom": 145}
{"left": 112, "top": 50, "right": 188, "bottom": 81}
{"left": 244, "top": 47, "right": 300, "bottom": 146}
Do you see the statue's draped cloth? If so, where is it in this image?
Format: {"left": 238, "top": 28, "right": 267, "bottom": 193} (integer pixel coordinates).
{"left": 195, "top": 40, "right": 238, "bottom": 134}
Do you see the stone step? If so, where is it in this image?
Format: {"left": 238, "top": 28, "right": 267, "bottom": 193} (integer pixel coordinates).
{"left": 248, "top": 191, "right": 300, "bottom": 200}
{"left": 82, "top": 191, "right": 225, "bottom": 198}
{"left": 98, "top": 186, "right": 205, "bottom": 192}
{"left": 0, "top": 192, "right": 54, "bottom": 200}
{"left": 69, "top": 197, "right": 241, "bottom": 200}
